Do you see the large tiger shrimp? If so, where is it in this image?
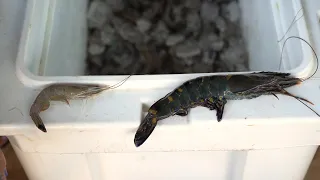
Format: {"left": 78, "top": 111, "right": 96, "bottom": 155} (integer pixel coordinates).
{"left": 134, "top": 36, "right": 320, "bottom": 147}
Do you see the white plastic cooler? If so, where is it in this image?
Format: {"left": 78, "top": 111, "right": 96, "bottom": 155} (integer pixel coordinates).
{"left": 0, "top": 0, "right": 320, "bottom": 179}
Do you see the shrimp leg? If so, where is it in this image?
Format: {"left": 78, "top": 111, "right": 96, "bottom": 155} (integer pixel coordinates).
{"left": 175, "top": 109, "right": 189, "bottom": 116}
{"left": 214, "top": 99, "right": 227, "bottom": 122}
{"left": 202, "top": 97, "right": 227, "bottom": 122}
{"left": 50, "top": 95, "right": 70, "bottom": 106}
{"left": 204, "top": 99, "right": 216, "bottom": 110}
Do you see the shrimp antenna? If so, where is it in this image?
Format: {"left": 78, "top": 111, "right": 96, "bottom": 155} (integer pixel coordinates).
{"left": 73, "top": 74, "right": 134, "bottom": 98}
{"left": 277, "top": 7, "right": 304, "bottom": 43}
{"left": 107, "top": 62, "right": 140, "bottom": 89}
{"left": 279, "top": 35, "right": 319, "bottom": 117}
{"left": 295, "top": 98, "right": 320, "bottom": 117}
{"left": 279, "top": 36, "right": 319, "bottom": 81}
{"left": 74, "top": 63, "right": 139, "bottom": 97}
{"left": 108, "top": 74, "right": 133, "bottom": 89}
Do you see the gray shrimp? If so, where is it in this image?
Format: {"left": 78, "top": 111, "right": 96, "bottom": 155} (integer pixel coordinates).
{"left": 30, "top": 84, "right": 109, "bottom": 132}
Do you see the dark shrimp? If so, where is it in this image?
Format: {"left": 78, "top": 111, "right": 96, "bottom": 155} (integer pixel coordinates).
{"left": 134, "top": 7, "right": 319, "bottom": 147}
{"left": 134, "top": 28, "right": 320, "bottom": 147}
{"left": 134, "top": 72, "right": 314, "bottom": 147}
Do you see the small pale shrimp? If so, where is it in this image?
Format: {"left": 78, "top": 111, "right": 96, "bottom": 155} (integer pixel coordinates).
{"left": 29, "top": 84, "right": 110, "bottom": 132}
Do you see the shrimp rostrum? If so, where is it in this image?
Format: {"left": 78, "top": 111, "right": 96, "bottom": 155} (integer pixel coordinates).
{"left": 134, "top": 72, "right": 313, "bottom": 147}
{"left": 30, "top": 84, "right": 109, "bottom": 132}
